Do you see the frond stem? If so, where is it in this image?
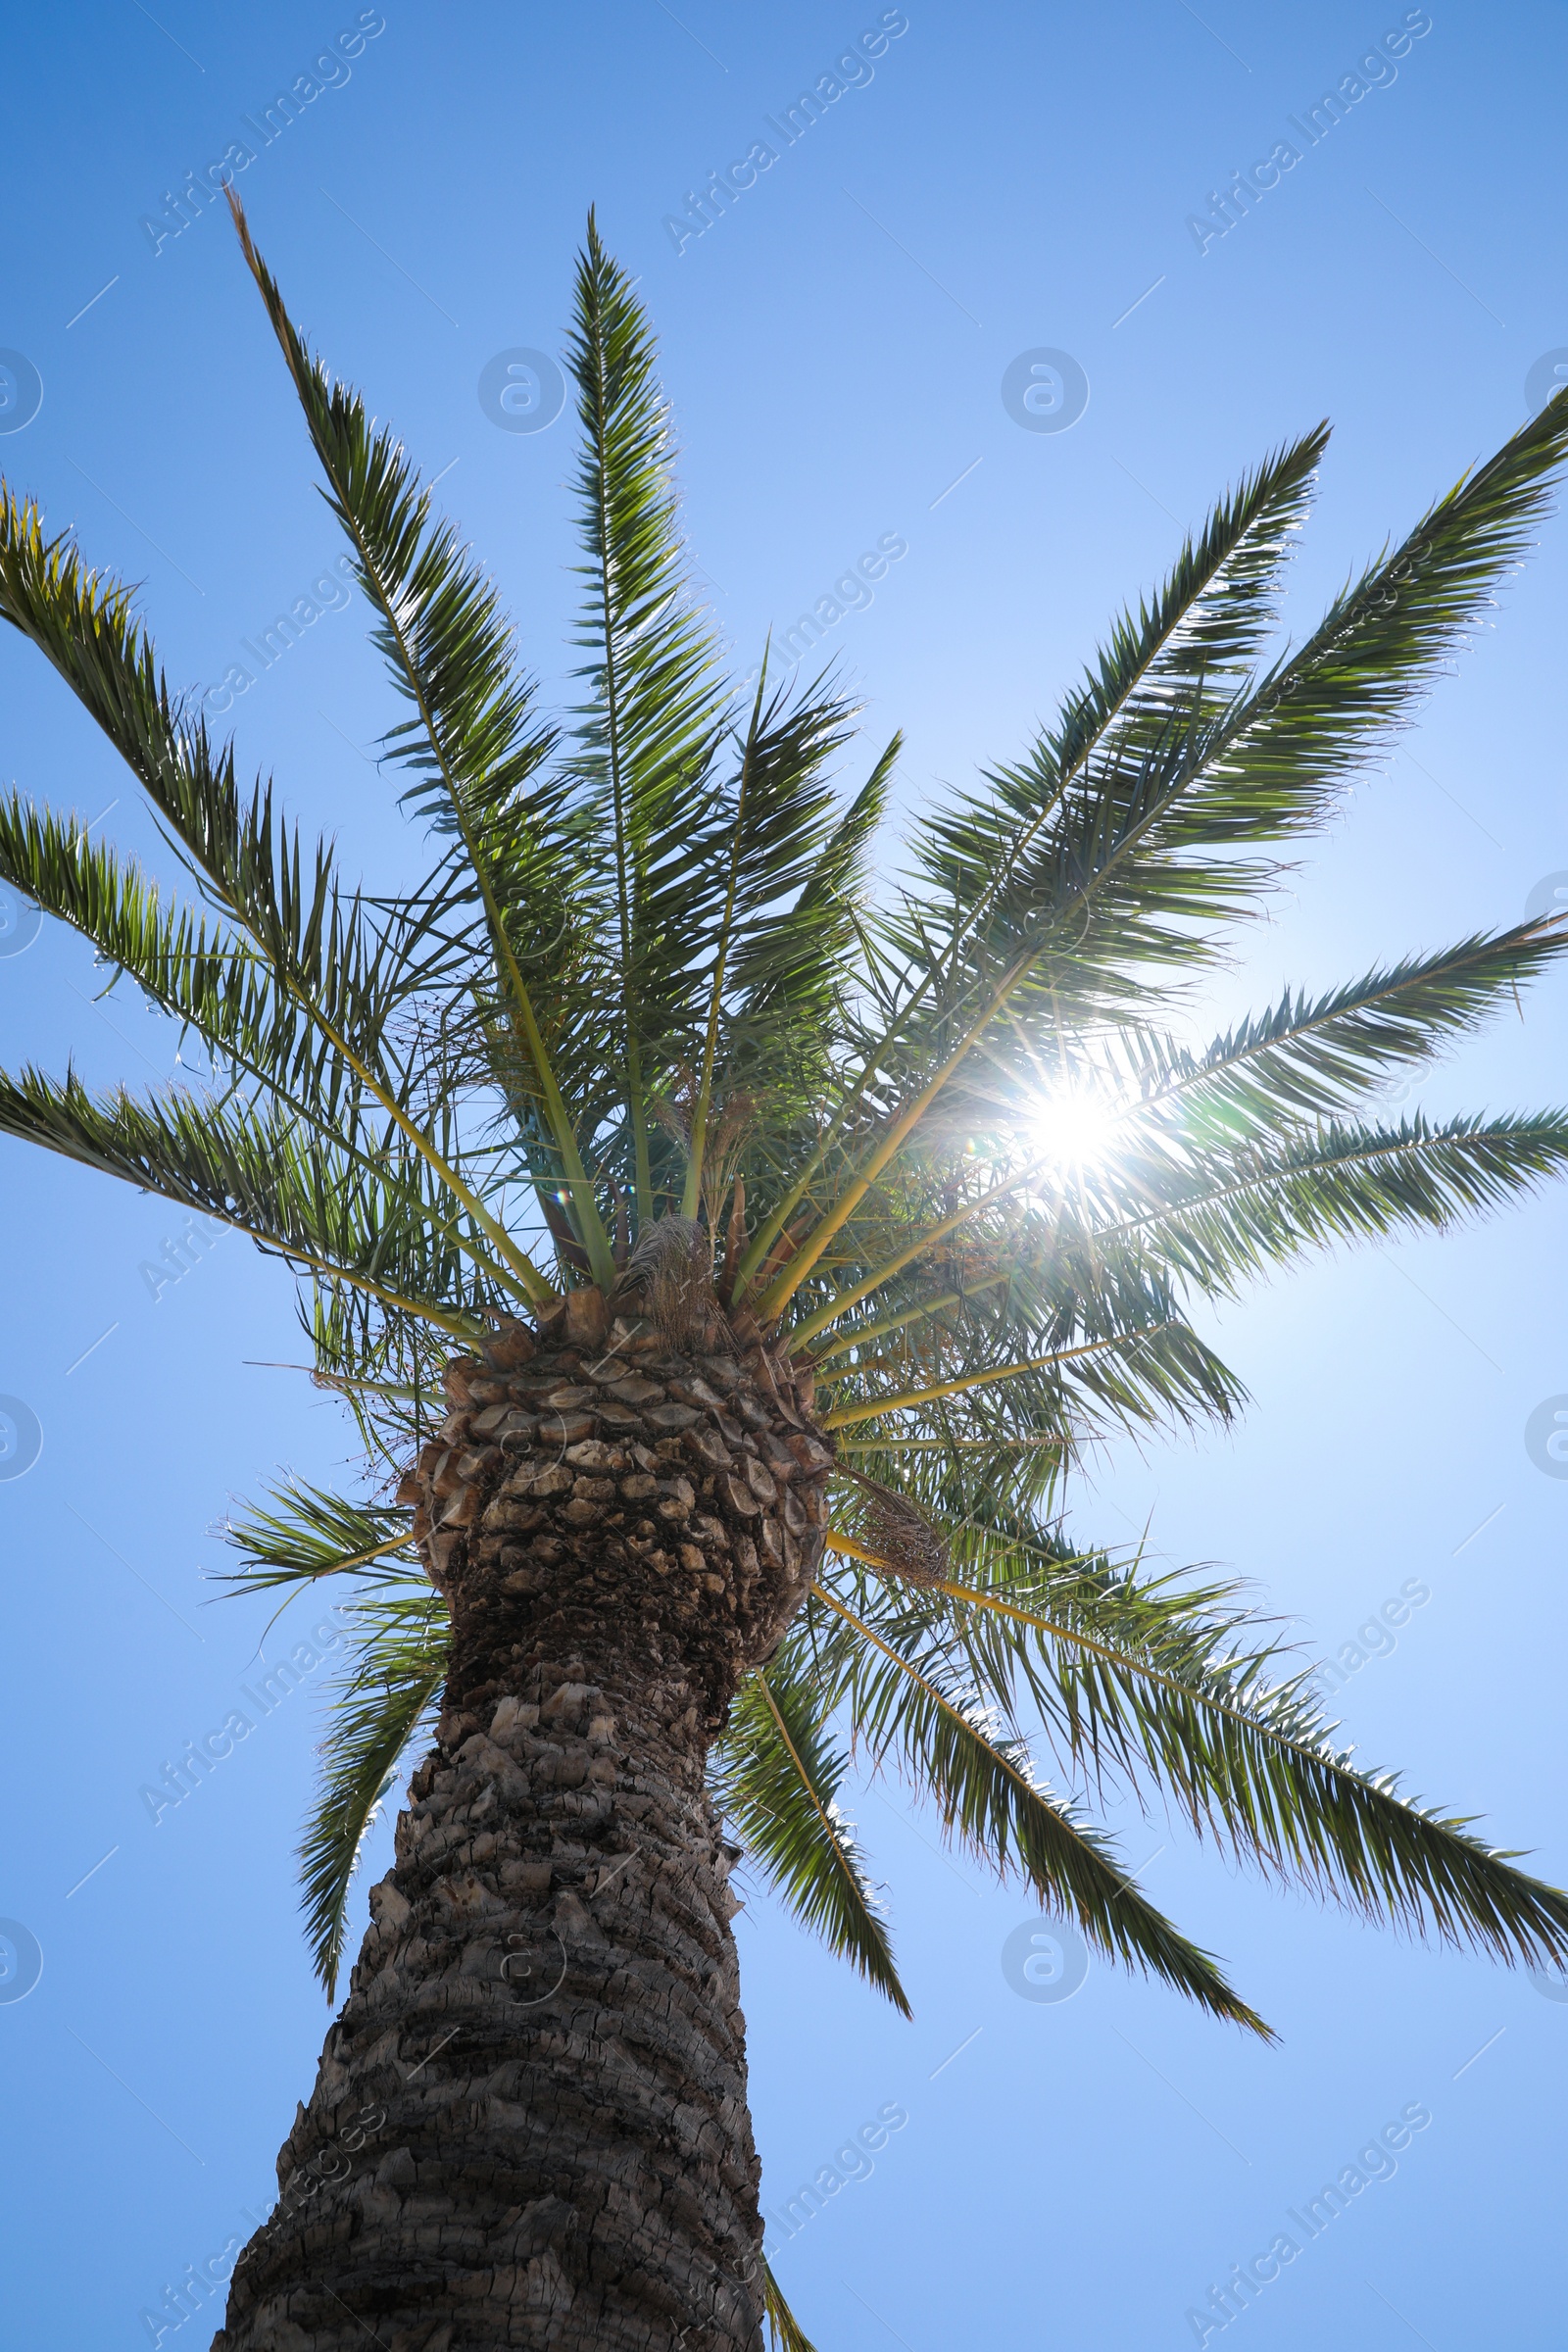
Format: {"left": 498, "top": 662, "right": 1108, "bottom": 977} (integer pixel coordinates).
{"left": 819, "top": 1327, "right": 1162, "bottom": 1428}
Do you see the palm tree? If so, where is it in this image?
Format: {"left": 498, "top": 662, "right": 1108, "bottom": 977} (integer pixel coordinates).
{"left": 3, "top": 197, "right": 1567, "bottom": 2352}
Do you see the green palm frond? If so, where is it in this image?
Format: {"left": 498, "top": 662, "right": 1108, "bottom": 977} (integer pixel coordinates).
{"left": 908, "top": 421, "right": 1331, "bottom": 949}
{"left": 731, "top": 427, "right": 1331, "bottom": 1302}
{"left": 833, "top": 1522, "right": 1568, "bottom": 1972}
{"left": 238, "top": 207, "right": 560, "bottom": 857}
{"left": 1099, "top": 1109, "right": 1568, "bottom": 1297}
{"left": 299, "top": 1288, "right": 451, "bottom": 1479}
{"left": 564, "top": 211, "right": 732, "bottom": 1220}
{"left": 0, "top": 793, "right": 541, "bottom": 1304}
{"left": 798, "top": 1098, "right": 1568, "bottom": 1454}
{"left": 0, "top": 483, "right": 557, "bottom": 1304}
{"left": 730, "top": 734, "right": 894, "bottom": 1029}
{"left": 760, "top": 2255, "right": 819, "bottom": 2352}
{"left": 0, "top": 788, "right": 276, "bottom": 1068}
{"left": 0, "top": 1064, "right": 491, "bottom": 1336}
{"left": 217, "top": 1478, "right": 417, "bottom": 1596}
{"left": 711, "top": 1652, "right": 910, "bottom": 2017}
{"left": 819, "top": 1316, "right": 1245, "bottom": 1451}
{"left": 1129, "top": 921, "right": 1568, "bottom": 1136}
{"left": 808, "top": 1576, "right": 1269, "bottom": 2034}
{"left": 1198, "top": 387, "right": 1568, "bottom": 843}
{"left": 679, "top": 672, "right": 863, "bottom": 1216}
{"left": 1019, "top": 386, "right": 1568, "bottom": 924}
{"left": 753, "top": 396, "right": 1568, "bottom": 1321}
{"left": 297, "top": 1574, "right": 449, "bottom": 1995}
{"left": 230, "top": 198, "right": 606, "bottom": 1286}
{"left": 0, "top": 492, "right": 419, "bottom": 1020}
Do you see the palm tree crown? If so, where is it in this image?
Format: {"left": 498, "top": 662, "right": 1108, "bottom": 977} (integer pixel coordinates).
{"left": 4, "top": 196, "right": 1568, "bottom": 2056}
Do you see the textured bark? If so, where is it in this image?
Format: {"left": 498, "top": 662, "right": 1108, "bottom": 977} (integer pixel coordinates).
{"left": 212, "top": 1292, "right": 830, "bottom": 2352}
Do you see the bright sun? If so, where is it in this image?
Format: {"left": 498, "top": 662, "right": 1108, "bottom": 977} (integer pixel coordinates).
{"left": 1038, "top": 1090, "right": 1120, "bottom": 1170}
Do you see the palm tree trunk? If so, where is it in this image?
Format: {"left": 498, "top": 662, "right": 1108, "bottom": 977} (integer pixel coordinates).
{"left": 213, "top": 1304, "right": 829, "bottom": 2352}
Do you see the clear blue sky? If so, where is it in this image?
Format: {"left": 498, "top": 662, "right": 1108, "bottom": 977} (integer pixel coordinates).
{"left": 1, "top": 5, "right": 1565, "bottom": 2346}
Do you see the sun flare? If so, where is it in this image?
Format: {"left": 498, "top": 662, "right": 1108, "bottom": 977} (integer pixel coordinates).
{"left": 1038, "top": 1089, "right": 1121, "bottom": 1170}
